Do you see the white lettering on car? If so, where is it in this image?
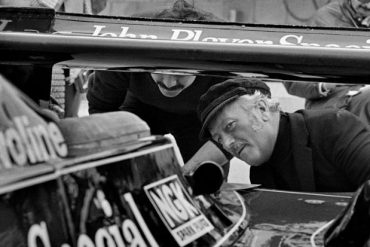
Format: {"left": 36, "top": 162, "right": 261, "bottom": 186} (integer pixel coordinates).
{"left": 280, "top": 34, "right": 303, "bottom": 46}
{"left": 27, "top": 193, "right": 158, "bottom": 247}
{"left": 149, "top": 181, "right": 199, "bottom": 228}
{"left": 28, "top": 222, "right": 51, "bottom": 247}
{"left": 0, "top": 116, "right": 67, "bottom": 168}
{"left": 49, "top": 24, "right": 370, "bottom": 50}
{"left": 92, "top": 25, "right": 158, "bottom": 40}
{"left": 170, "top": 29, "right": 202, "bottom": 41}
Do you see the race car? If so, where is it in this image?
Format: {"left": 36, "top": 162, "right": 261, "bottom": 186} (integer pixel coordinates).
{"left": 0, "top": 6, "right": 368, "bottom": 247}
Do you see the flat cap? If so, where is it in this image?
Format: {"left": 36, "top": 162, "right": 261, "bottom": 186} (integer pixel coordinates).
{"left": 198, "top": 78, "right": 271, "bottom": 140}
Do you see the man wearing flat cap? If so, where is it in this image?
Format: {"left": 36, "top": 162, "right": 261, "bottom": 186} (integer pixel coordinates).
{"left": 191, "top": 78, "right": 370, "bottom": 192}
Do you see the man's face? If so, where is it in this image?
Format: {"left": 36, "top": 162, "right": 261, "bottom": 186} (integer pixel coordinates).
{"left": 150, "top": 73, "right": 196, "bottom": 97}
{"left": 209, "top": 98, "right": 277, "bottom": 166}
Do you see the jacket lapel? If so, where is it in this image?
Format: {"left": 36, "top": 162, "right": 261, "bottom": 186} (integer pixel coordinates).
{"left": 289, "top": 111, "right": 316, "bottom": 192}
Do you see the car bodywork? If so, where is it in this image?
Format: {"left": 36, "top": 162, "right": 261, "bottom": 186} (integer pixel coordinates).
{"left": 0, "top": 6, "right": 366, "bottom": 247}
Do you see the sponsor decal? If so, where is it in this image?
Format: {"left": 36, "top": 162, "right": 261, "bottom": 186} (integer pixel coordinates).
{"left": 27, "top": 192, "right": 159, "bottom": 247}
{"left": 4, "top": 18, "right": 370, "bottom": 50}
{"left": 0, "top": 115, "right": 68, "bottom": 168}
{"left": 90, "top": 25, "right": 370, "bottom": 50}
{"left": 144, "top": 175, "right": 214, "bottom": 246}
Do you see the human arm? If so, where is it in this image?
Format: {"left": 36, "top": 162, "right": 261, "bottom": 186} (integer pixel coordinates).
{"left": 283, "top": 81, "right": 335, "bottom": 100}
{"left": 86, "top": 71, "right": 129, "bottom": 114}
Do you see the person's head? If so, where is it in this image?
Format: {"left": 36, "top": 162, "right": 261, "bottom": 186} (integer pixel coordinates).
{"left": 133, "top": 0, "right": 224, "bottom": 97}
{"left": 351, "top": 0, "right": 370, "bottom": 18}
{"left": 150, "top": 73, "right": 196, "bottom": 97}
{"left": 198, "top": 78, "right": 280, "bottom": 166}
{"left": 132, "top": 0, "right": 224, "bottom": 22}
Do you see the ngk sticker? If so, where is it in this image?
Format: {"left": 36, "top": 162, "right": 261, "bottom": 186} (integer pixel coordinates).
{"left": 144, "top": 175, "right": 213, "bottom": 246}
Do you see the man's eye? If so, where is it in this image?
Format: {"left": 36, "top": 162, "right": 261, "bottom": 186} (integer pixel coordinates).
{"left": 225, "top": 121, "right": 235, "bottom": 131}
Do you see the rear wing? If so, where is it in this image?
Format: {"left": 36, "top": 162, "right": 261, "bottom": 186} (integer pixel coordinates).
{"left": 1, "top": 7, "right": 370, "bottom": 83}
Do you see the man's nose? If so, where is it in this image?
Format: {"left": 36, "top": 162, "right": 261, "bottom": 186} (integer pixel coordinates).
{"left": 221, "top": 134, "right": 235, "bottom": 151}
{"left": 162, "top": 75, "right": 178, "bottom": 88}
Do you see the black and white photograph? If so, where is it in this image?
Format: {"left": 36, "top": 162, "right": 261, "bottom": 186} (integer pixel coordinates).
{"left": 0, "top": 0, "right": 370, "bottom": 246}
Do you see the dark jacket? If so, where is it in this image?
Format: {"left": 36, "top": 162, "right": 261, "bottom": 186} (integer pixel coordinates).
{"left": 251, "top": 109, "right": 370, "bottom": 192}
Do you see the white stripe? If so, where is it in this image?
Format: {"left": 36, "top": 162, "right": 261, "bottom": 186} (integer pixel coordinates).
{"left": 213, "top": 191, "right": 247, "bottom": 247}
{"left": 256, "top": 188, "right": 352, "bottom": 199}
{"left": 124, "top": 193, "right": 159, "bottom": 247}
{"left": 310, "top": 220, "right": 335, "bottom": 247}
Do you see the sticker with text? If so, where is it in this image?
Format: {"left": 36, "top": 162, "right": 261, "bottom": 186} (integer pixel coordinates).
{"left": 144, "top": 175, "right": 214, "bottom": 246}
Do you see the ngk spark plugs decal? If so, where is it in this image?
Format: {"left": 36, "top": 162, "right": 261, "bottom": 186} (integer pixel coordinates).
{"left": 144, "top": 175, "right": 214, "bottom": 246}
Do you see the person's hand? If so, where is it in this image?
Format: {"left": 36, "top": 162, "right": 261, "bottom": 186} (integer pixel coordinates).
{"left": 319, "top": 83, "right": 338, "bottom": 97}
{"left": 321, "top": 83, "right": 337, "bottom": 92}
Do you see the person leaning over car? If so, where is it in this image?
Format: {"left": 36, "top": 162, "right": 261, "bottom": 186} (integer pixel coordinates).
{"left": 87, "top": 0, "right": 226, "bottom": 162}
{"left": 283, "top": 0, "right": 370, "bottom": 126}
{"left": 195, "top": 78, "right": 370, "bottom": 192}
{"left": 311, "top": 0, "right": 370, "bottom": 27}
